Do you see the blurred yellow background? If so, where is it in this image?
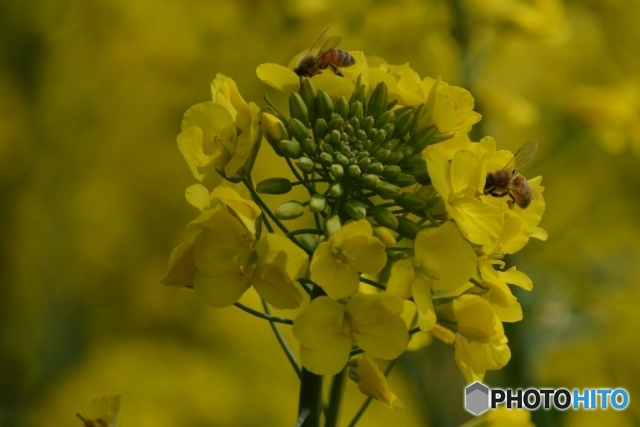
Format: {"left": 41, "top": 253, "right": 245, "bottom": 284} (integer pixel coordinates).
{"left": 1, "top": 0, "right": 640, "bottom": 426}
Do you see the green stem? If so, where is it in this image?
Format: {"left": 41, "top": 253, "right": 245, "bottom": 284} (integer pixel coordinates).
{"left": 233, "top": 302, "right": 294, "bottom": 325}
{"left": 359, "top": 277, "right": 386, "bottom": 291}
{"left": 325, "top": 368, "right": 347, "bottom": 427}
{"left": 347, "top": 358, "right": 400, "bottom": 427}
{"left": 261, "top": 300, "right": 301, "bottom": 379}
{"left": 298, "top": 286, "right": 326, "bottom": 427}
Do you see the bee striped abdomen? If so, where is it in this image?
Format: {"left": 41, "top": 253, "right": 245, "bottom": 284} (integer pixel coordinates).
{"left": 323, "top": 50, "right": 355, "bottom": 67}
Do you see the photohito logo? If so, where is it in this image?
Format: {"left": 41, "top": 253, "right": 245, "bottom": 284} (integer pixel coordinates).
{"left": 464, "top": 382, "right": 630, "bottom": 415}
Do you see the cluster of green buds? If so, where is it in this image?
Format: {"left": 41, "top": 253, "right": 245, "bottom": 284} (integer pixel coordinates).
{"left": 259, "top": 76, "right": 454, "bottom": 238}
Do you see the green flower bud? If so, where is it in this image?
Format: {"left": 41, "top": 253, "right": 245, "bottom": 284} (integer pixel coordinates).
{"left": 328, "top": 182, "right": 344, "bottom": 198}
{"left": 375, "top": 111, "right": 395, "bottom": 129}
{"left": 340, "top": 132, "right": 348, "bottom": 142}
{"left": 396, "top": 217, "right": 421, "bottom": 240}
{"left": 430, "top": 131, "right": 456, "bottom": 144}
{"left": 314, "top": 118, "right": 328, "bottom": 141}
{"left": 407, "top": 125, "right": 437, "bottom": 152}
{"left": 410, "top": 103, "right": 426, "bottom": 136}
{"left": 400, "top": 146, "right": 414, "bottom": 157}
{"left": 375, "top": 149, "right": 390, "bottom": 162}
{"left": 295, "top": 156, "right": 315, "bottom": 174}
{"left": 357, "top": 157, "right": 371, "bottom": 170}
{"left": 256, "top": 177, "right": 292, "bottom": 194}
{"left": 289, "top": 117, "right": 310, "bottom": 143}
{"left": 275, "top": 200, "right": 305, "bottom": 220}
{"left": 407, "top": 168, "right": 431, "bottom": 185}
{"left": 361, "top": 174, "right": 379, "bottom": 189}
{"left": 372, "top": 226, "right": 396, "bottom": 248}
{"left": 368, "top": 162, "right": 383, "bottom": 174}
{"left": 298, "top": 233, "right": 320, "bottom": 252}
{"left": 367, "top": 82, "right": 388, "bottom": 121}
{"left": 329, "top": 129, "right": 341, "bottom": 146}
{"left": 349, "top": 116, "right": 361, "bottom": 131}
{"left": 347, "top": 164, "right": 361, "bottom": 177}
{"left": 392, "top": 173, "right": 417, "bottom": 187}
{"left": 400, "top": 155, "right": 426, "bottom": 170}
{"left": 376, "top": 183, "right": 402, "bottom": 199}
{"left": 382, "top": 124, "right": 395, "bottom": 141}
{"left": 261, "top": 112, "right": 288, "bottom": 156}
{"left": 349, "top": 76, "right": 366, "bottom": 112}
{"left": 299, "top": 77, "right": 318, "bottom": 123}
{"left": 289, "top": 92, "right": 309, "bottom": 125}
{"left": 381, "top": 165, "right": 401, "bottom": 180}
{"left": 354, "top": 129, "right": 367, "bottom": 142}
{"left": 302, "top": 138, "right": 318, "bottom": 156}
{"left": 328, "top": 115, "right": 344, "bottom": 132}
{"left": 396, "top": 193, "right": 427, "bottom": 210}
{"left": 322, "top": 143, "right": 335, "bottom": 154}
{"left": 319, "top": 152, "right": 333, "bottom": 165}
{"left": 393, "top": 109, "right": 415, "bottom": 139}
{"left": 335, "top": 96, "right": 349, "bottom": 119}
{"left": 373, "top": 129, "right": 386, "bottom": 147}
{"left": 385, "top": 151, "right": 404, "bottom": 165}
{"left": 361, "top": 115, "right": 375, "bottom": 132}
{"left": 344, "top": 123, "right": 354, "bottom": 136}
{"left": 345, "top": 200, "right": 368, "bottom": 220}
{"left": 316, "top": 90, "right": 334, "bottom": 121}
{"left": 278, "top": 140, "right": 302, "bottom": 159}
{"left": 335, "top": 153, "right": 349, "bottom": 166}
{"left": 349, "top": 100, "right": 364, "bottom": 122}
{"left": 324, "top": 214, "right": 342, "bottom": 237}
{"left": 372, "top": 206, "right": 398, "bottom": 229}
{"left": 309, "top": 193, "right": 327, "bottom": 212}
{"left": 330, "top": 164, "right": 344, "bottom": 179}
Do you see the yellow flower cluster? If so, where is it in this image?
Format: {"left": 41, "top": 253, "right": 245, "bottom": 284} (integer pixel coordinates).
{"left": 166, "top": 45, "right": 547, "bottom": 411}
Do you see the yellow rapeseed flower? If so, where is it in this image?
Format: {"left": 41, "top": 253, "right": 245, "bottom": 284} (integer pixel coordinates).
{"left": 425, "top": 144, "right": 504, "bottom": 247}
{"left": 454, "top": 334, "right": 511, "bottom": 383}
{"left": 387, "top": 221, "right": 477, "bottom": 331}
{"left": 309, "top": 220, "right": 387, "bottom": 299}
{"left": 177, "top": 74, "right": 260, "bottom": 187}
{"left": 420, "top": 77, "right": 482, "bottom": 135}
{"left": 292, "top": 293, "right": 408, "bottom": 375}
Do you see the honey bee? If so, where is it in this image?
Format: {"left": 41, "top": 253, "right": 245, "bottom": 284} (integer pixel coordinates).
{"left": 294, "top": 28, "right": 355, "bottom": 78}
{"left": 484, "top": 140, "right": 538, "bottom": 209}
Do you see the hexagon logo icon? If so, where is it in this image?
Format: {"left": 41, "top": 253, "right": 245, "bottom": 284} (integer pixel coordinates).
{"left": 465, "top": 382, "right": 490, "bottom": 415}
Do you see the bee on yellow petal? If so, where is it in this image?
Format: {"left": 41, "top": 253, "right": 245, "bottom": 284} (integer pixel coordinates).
{"left": 294, "top": 27, "right": 355, "bottom": 78}
{"left": 76, "top": 394, "right": 121, "bottom": 427}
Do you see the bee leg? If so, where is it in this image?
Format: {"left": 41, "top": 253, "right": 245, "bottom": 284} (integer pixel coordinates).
{"left": 489, "top": 192, "right": 505, "bottom": 198}
{"left": 328, "top": 63, "right": 343, "bottom": 77}
{"left": 507, "top": 192, "right": 516, "bottom": 209}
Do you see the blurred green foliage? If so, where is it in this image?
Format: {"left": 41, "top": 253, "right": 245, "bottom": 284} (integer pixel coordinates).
{"left": 1, "top": 0, "right": 640, "bottom": 426}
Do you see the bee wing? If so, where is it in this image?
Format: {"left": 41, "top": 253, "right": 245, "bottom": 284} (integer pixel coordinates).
{"left": 313, "top": 35, "right": 343, "bottom": 63}
{"left": 503, "top": 140, "right": 538, "bottom": 171}
{"left": 308, "top": 27, "right": 331, "bottom": 53}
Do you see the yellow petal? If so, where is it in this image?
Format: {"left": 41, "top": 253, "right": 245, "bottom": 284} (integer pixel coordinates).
{"left": 161, "top": 236, "right": 197, "bottom": 288}
{"left": 185, "top": 184, "right": 211, "bottom": 211}
{"left": 447, "top": 197, "right": 503, "bottom": 247}
{"left": 454, "top": 335, "right": 511, "bottom": 383}
{"left": 450, "top": 149, "right": 484, "bottom": 195}
{"left": 424, "top": 148, "right": 452, "bottom": 199}
{"left": 293, "top": 296, "right": 345, "bottom": 349}
{"left": 256, "top": 63, "right": 300, "bottom": 94}
{"left": 453, "top": 295, "right": 501, "bottom": 342}
{"left": 209, "top": 186, "right": 261, "bottom": 220}
{"left": 193, "top": 270, "right": 250, "bottom": 308}
{"left": 311, "top": 73, "right": 356, "bottom": 99}
{"left": 299, "top": 335, "right": 352, "bottom": 375}
{"left": 386, "top": 259, "right": 416, "bottom": 299}
{"left": 251, "top": 262, "right": 303, "bottom": 309}
{"left": 412, "top": 278, "right": 437, "bottom": 331}
{"left": 344, "top": 237, "right": 387, "bottom": 275}
{"left": 255, "top": 233, "right": 309, "bottom": 281}
{"left": 194, "top": 210, "right": 253, "bottom": 277}
{"left": 310, "top": 242, "right": 360, "bottom": 299}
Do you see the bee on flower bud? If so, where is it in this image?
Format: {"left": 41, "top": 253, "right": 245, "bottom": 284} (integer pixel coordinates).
{"left": 484, "top": 140, "right": 538, "bottom": 209}
{"left": 294, "top": 28, "right": 355, "bottom": 78}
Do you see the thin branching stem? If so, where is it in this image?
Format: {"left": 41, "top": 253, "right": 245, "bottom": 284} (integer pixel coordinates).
{"left": 233, "top": 302, "right": 294, "bottom": 325}
{"left": 359, "top": 277, "right": 386, "bottom": 291}
{"left": 261, "top": 300, "right": 301, "bottom": 379}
